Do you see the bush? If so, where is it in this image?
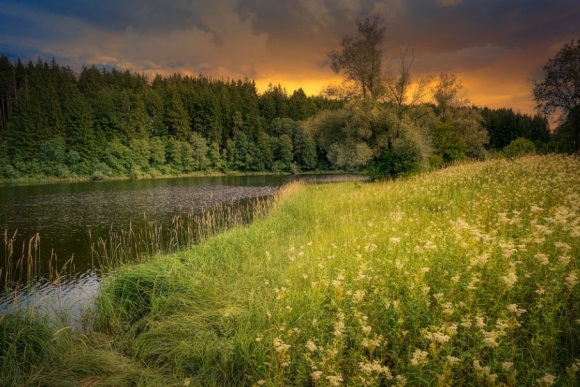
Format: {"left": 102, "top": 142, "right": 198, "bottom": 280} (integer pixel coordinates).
{"left": 428, "top": 153, "right": 444, "bottom": 170}
{"left": 432, "top": 122, "right": 468, "bottom": 163}
{"left": 502, "top": 137, "right": 536, "bottom": 158}
{"left": 0, "top": 160, "right": 19, "bottom": 179}
{"left": 37, "top": 138, "right": 66, "bottom": 165}
{"left": 366, "top": 136, "right": 423, "bottom": 180}
{"left": 92, "top": 162, "right": 111, "bottom": 180}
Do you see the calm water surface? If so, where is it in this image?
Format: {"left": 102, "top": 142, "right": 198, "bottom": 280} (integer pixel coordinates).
{"left": 0, "top": 174, "right": 360, "bottom": 321}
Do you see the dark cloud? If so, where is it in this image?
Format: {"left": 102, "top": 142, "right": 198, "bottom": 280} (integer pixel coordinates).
{"left": 236, "top": 0, "right": 405, "bottom": 45}
{"left": 0, "top": 0, "right": 224, "bottom": 40}
{"left": 394, "top": 0, "right": 580, "bottom": 51}
{"left": 0, "top": 0, "right": 579, "bottom": 113}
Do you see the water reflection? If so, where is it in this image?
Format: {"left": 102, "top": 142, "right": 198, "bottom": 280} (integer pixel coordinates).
{"left": 0, "top": 271, "right": 101, "bottom": 330}
{"left": 0, "top": 174, "right": 363, "bottom": 324}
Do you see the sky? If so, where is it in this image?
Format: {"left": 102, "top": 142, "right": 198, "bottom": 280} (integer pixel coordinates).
{"left": 0, "top": 0, "right": 579, "bottom": 116}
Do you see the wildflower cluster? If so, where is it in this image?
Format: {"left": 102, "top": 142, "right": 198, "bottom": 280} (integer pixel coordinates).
{"left": 120, "top": 156, "right": 578, "bottom": 386}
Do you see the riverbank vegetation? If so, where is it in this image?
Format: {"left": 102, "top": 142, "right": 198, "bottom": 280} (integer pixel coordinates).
{"left": 1, "top": 155, "right": 578, "bottom": 385}
{"left": 0, "top": 54, "right": 554, "bottom": 182}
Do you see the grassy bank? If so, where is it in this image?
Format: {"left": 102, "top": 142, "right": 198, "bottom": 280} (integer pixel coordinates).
{"left": 2, "top": 155, "right": 579, "bottom": 386}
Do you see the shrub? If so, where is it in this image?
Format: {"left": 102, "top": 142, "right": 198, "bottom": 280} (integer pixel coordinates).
{"left": 0, "top": 160, "right": 19, "bottom": 179}
{"left": 502, "top": 137, "right": 536, "bottom": 158}
{"left": 92, "top": 161, "right": 111, "bottom": 180}
{"left": 366, "top": 136, "right": 423, "bottom": 180}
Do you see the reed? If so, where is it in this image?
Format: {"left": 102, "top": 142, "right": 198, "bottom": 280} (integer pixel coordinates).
{"left": 90, "top": 196, "right": 274, "bottom": 272}
{"left": 1, "top": 195, "right": 274, "bottom": 306}
{"left": 1, "top": 230, "right": 77, "bottom": 304}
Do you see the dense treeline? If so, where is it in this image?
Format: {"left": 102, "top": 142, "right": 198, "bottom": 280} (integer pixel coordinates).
{"left": 478, "top": 107, "right": 551, "bottom": 150}
{"left": 0, "top": 56, "right": 554, "bottom": 180}
{"left": 0, "top": 56, "right": 342, "bottom": 179}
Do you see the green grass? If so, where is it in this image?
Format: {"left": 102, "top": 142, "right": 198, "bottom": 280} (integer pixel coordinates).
{"left": 1, "top": 155, "right": 579, "bottom": 386}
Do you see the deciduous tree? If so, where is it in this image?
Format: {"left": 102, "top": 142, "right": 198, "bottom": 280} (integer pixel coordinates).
{"left": 328, "top": 15, "right": 385, "bottom": 99}
{"left": 533, "top": 39, "right": 580, "bottom": 123}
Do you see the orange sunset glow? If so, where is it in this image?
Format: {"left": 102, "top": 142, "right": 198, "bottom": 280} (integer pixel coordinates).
{"left": 1, "top": 0, "right": 579, "bottom": 115}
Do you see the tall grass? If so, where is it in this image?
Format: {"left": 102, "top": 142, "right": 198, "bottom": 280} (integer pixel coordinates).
{"left": 90, "top": 196, "right": 274, "bottom": 272}
{"left": 91, "top": 155, "right": 579, "bottom": 386}
{"left": 1, "top": 196, "right": 273, "bottom": 308}
{"left": 1, "top": 155, "right": 578, "bottom": 385}
{"left": 1, "top": 196, "right": 277, "bottom": 385}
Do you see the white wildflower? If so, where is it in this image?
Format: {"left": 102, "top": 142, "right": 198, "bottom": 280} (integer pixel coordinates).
{"left": 442, "top": 302, "right": 455, "bottom": 316}
{"left": 460, "top": 317, "right": 472, "bottom": 329}
{"left": 446, "top": 324, "right": 458, "bottom": 336}
{"left": 311, "top": 371, "right": 323, "bottom": 381}
{"left": 502, "top": 271, "right": 518, "bottom": 289}
{"left": 483, "top": 331, "right": 499, "bottom": 348}
{"left": 446, "top": 356, "right": 460, "bottom": 365}
{"left": 410, "top": 349, "right": 429, "bottom": 366}
{"left": 565, "top": 272, "right": 578, "bottom": 289}
{"left": 358, "top": 360, "right": 393, "bottom": 378}
{"left": 334, "top": 312, "right": 345, "bottom": 337}
{"left": 495, "top": 319, "right": 510, "bottom": 332}
{"left": 395, "top": 374, "right": 407, "bottom": 386}
{"left": 554, "top": 241, "right": 571, "bottom": 251}
{"left": 535, "top": 253, "right": 549, "bottom": 266}
{"left": 486, "top": 373, "right": 498, "bottom": 383}
{"left": 353, "top": 290, "right": 365, "bottom": 304}
{"left": 536, "top": 373, "right": 556, "bottom": 386}
{"left": 502, "top": 362, "right": 513, "bottom": 371}
{"left": 325, "top": 374, "right": 344, "bottom": 386}
{"left": 559, "top": 255, "right": 571, "bottom": 265}
{"left": 305, "top": 340, "right": 317, "bottom": 352}
{"left": 273, "top": 337, "right": 290, "bottom": 353}
{"left": 507, "top": 303, "right": 527, "bottom": 317}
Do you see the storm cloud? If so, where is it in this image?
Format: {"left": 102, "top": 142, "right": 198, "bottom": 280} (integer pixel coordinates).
{"left": 0, "top": 0, "right": 578, "bottom": 114}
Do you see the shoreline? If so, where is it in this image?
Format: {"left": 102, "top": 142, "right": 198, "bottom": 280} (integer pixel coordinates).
{"left": 0, "top": 169, "right": 350, "bottom": 187}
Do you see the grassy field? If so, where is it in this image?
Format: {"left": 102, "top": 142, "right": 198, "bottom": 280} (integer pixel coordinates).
{"left": 1, "top": 155, "right": 579, "bottom": 386}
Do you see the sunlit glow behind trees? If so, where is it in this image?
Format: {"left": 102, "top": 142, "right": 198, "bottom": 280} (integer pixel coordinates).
{"left": 0, "top": 21, "right": 565, "bottom": 181}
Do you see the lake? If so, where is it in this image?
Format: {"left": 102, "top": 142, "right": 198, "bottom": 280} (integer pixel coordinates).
{"left": 0, "top": 173, "right": 360, "bottom": 322}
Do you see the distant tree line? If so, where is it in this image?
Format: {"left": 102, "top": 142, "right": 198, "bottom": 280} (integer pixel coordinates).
{"left": 0, "top": 56, "right": 342, "bottom": 179}
{"left": 0, "top": 52, "right": 559, "bottom": 181}
{"left": 478, "top": 107, "right": 550, "bottom": 150}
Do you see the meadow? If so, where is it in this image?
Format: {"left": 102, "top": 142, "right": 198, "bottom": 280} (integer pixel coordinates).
{"left": 1, "top": 155, "right": 578, "bottom": 386}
